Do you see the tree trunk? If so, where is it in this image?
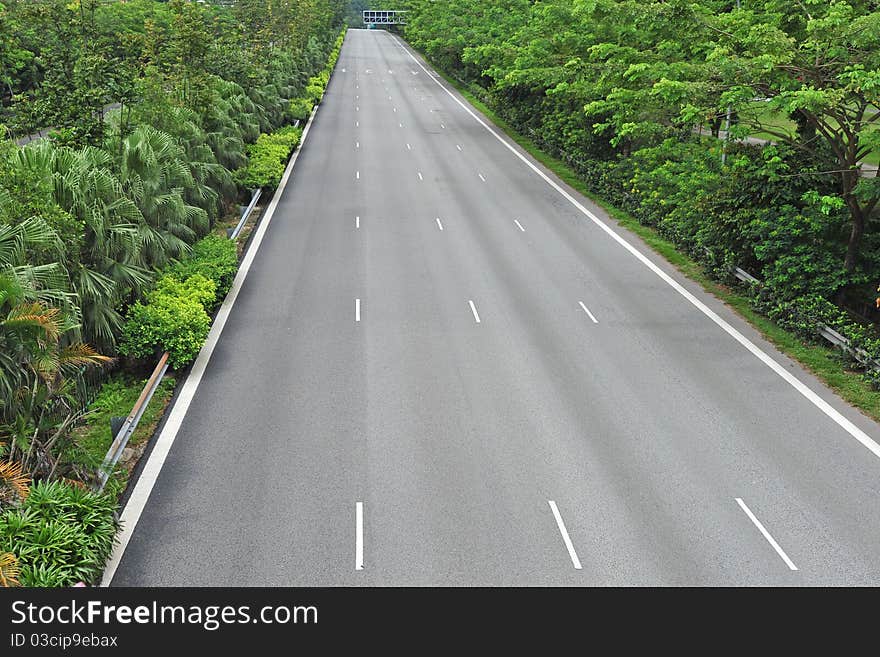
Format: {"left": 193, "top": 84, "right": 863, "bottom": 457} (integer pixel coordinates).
{"left": 843, "top": 198, "right": 865, "bottom": 273}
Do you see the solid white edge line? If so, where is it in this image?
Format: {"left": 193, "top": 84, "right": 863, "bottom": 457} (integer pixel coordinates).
{"left": 356, "top": 298, "right": 361, "bottom": 322}
{"left": 735, "top": 498, "right": 798, "bottom": 571}
{"left": 478, "top": 173, "right": 486, "bottom": 182}
{"left": 100, "top": 103, "right": 323, "bottom": 587}
{"left": 391, "top": 33, "right": 880, "bottom": 462}
{"left": 356, "top": 502, "right": 364, "bottom": 571}
{"left": 548, "top": 501, "right": 583, "bottom": 570}
{"left": 418, "top": 172, "right": 423, "bottom": 180}
{"left": 468, "top": 300, "right": 481, "bottom": 324}
{"left": 514, "top": 219, "right": 525, "bottom": 232}
{"left": 579, "top": 302, "right": 599, "bottom": 324}
{"left": 356, "top": 215, "right": 360, "bottom": 229}
{"left": 436, "top": 217, "right": 443, "bottom": 231}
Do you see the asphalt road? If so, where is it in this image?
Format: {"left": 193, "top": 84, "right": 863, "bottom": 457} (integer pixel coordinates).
{"left": 109, "top": 29, "right": 880, "bottom": 586}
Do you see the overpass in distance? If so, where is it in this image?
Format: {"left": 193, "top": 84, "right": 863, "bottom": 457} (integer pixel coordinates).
{"left": 105, "top": 28, "right": 880, "bottom": 586}
{"left": 363, "top": 10, "right": 406, "bottom": 25}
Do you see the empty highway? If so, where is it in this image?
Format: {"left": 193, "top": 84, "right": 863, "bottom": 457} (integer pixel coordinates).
{"left": 106, "top": 29, "right": 880, "bottom": 586}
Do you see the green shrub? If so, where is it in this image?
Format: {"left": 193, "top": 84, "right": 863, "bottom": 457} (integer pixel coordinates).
{"left": 0, "top": 481, "right": 118, "bottom": 587}
{"left": 154, "top": 274, "right": 215, "bottom": 310}
{"left": 166, "top": 235, "right": 238, "bottom": 304}
{"left": 235, "top": 125, "right": 302, "bottom": 190}
{"left": 305, "top": 80, "right": 324, "bottom": 104}
{"left": 119, "top": 274, "right": 214, "bottom": 368}
{"left": 288, "top": 97, "right": 314, "bottom": 122}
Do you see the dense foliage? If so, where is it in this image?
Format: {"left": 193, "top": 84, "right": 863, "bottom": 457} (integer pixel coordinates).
{"left": 0, "top": 0, "right": 345, "bottom": 585}
{"left": 0, "top": 480, "right": 117, "bottom": 587}
{"left": 404, "top": 0, "right": 880, "bottom": 371}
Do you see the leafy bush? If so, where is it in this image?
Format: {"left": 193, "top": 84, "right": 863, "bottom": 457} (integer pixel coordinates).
{"left": 0, "top": 481, "right": 117, "bottom": 587}
{"left": 305, "top": 79, "right": 325, "bottom": 104}
{"left": 235, "top": 126, "right": 302, "bottom": 190}
{"left": 119, "top": 274, "right": 214, "bottom": 368}
{"left": 288, "top": 97, "right": 314, "bottom": 122}
{"left": 166, "top": 235, "right": 238, "bottom": 304}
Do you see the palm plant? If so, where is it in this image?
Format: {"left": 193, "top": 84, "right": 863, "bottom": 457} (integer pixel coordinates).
{"left": 11, "top": 142, "right": 150, "bottom": 350}
{"left": 0, "top": 553, "right": 20, "bottom": 587}
{"left": 118, "top": 125, "right": 209, "bottom": 269}
{"left": 0, "top": 280, "right": 110, "bottom": 478}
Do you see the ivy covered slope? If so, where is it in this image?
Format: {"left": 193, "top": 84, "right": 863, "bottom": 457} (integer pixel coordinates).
{"left": 0, "top": 0, "right": 346, "bottom": 587}
{"left": 404, "top": 0, "right": 880, "bottom": 385}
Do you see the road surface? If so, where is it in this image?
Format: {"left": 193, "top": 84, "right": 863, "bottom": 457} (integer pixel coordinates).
{"left": 108, "top": 29, "right": 880, "bottom": 586}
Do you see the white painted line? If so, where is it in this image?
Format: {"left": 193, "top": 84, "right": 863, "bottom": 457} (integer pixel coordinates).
{"left": 406, "top": 143, "right": 411, "bottom": 150}
{"left": 392, "top": 33, "right": 880, "bottom": 462}
{"left": 342, "top": 68, "right": 346, "bottom": 73}
{"left": 100, "top": 103, "right": 324, "bottom": 587}
{"left": 356, "top": 141, "right": 359, "bottom": 149}
{"left": 388, "top": 96, "right": 392, "bottom": 100}
{"left": 736, "top": 498, "right": 798, "bottom": 571}
{"left": 356, "top": 95, "right": 359, "bottom": 99}
{"left": 418, "top": 172, "right": 423, "bottom": 181}
{"left": 356, "top": 298, "right": 361, "bottom": 322}
{"left": 356, "top": 170, "right": 360, "bottom": 180}
{"left": 468, "top": 300, "right": 481, "bottom": 323}
{"left": 478, "top": 173, "right": 486, "bottom": 182}
{"left": 355, "top": 502, "right": 364, "bottom": 571}
{"left": 356, "top": 106, "right": 359, "bottom": 112}
{"left": 356, "top": 121, "right": 359, "bottom": 127}
{"left": 456, "top": 144, "right": 462, "bottom": 151}
{"left": 393, "top": 108, "right": 397, "bottom": 113}
{"left": 440, "top": 123, "right": 445, "bottom": 129}
{"left": 399, "top": 123, "right": 403, "bottom": 128}
{"left": 356, "top": 216, "right": 360, "bottom": 229}
{"left": 579, "top": 302, "right": 599, "bottom": 324}
{"left": 514, "top": 219, "right": 525, "bottom": 232}
{"left": 548, "top": 501, "right": 583, "bottom": 570}
{"left": 436, "top": 217, "right": 443, "bottom": 231}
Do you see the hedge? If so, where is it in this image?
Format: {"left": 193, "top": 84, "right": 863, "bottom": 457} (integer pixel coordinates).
{"left": 235, "top": 125, "right": 302, "bottom": 190}
{"left": 165, "top": 234, "right": 238, "bottom": 305}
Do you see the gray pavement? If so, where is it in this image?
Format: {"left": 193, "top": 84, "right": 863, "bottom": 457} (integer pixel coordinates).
{"left": 111, "top": 29, "right": 880, "bottom": 586}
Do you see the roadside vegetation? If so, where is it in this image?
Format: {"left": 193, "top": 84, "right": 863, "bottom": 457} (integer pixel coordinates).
{"left": 0, "top": 0, "right": 345, "bottom": 587}
{"left": 402, "top": 0, "right": 880, "bottom": 399}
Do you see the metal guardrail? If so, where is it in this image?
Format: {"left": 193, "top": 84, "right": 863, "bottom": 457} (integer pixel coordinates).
{"left": 95, "top": 352, "right": 170, "bottom": 492}
{"left": 732, "top": 266, "right": 761, "bottom": 285}
{"left": 726, "top": 261, "right": 880, "bottom": 374}
{"left": 229, "top": 188, "right": 262, "bottom": 239}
